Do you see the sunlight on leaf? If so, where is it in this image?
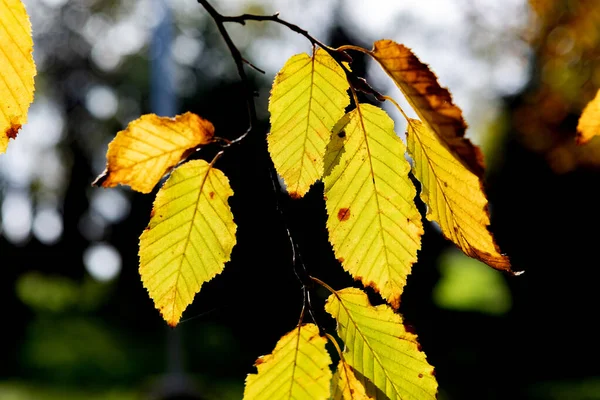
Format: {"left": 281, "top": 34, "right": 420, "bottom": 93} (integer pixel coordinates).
{"left": 324, "top": 104, "right": 423, "bottom": 308}
{"left": 139, "top": 159, "right": 236, "bottom": 326}
{"left": 268, "top": 47, "right": 350, "bottom": 198}
{"left": 244, "top": 323, "right": 332, "bottom": 400}
{"left": 0, "top": 0, "right": 36, "bottom": 154}
{"left": 93, "top": 112, "right": 214, "bottom": 193}
{"left": 406, "top": 119, "right": 511, "bottom": 271}
{"left": 576, "top": 88, "right": 600, "bottom": 144}
{"left": 433, "top": 248, "right": 512, "bottom": 315}
{"left": 331, "top": 360, "right": 372, "bottom": 400}
{"left": 369, "top": 40, "right": 484, "bottom": 178}
{"left": 325, "top": 288, "right": 437, "bottom": 400}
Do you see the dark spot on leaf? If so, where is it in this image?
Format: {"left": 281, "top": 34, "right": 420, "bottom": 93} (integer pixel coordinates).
{"left": 418, "top": 373, "right": 424, "bottom": 379}
{"left": 255, "top": 357, "right": 266, "bottom": 366}
{"left": 442, "top": 181, "right": 448, "bottom": 187}
{"left": 289, "top": 191, "right": 301, "bottom": 199}
{"left": 417, "top": 343, "right": 422, "bottom": 352}
{"left": 209, "top": 191, "right": 215, "bottom": 199}
{"left": 404, "top": 324, "right": 416, "bottom": 334}
{"left": 337, "top": 130, "right": 346, "bottom": 138}
{"left": 5, "top": 123, "right": 21, "bottom": 139}
{"left": 150, "top": 209, "right": 156, "bottom": 218}
{"left": 337, "top": 207, "right": 351, "bottom": 221}
{"left": 337, "top": 257, "right": 345, "bottom": 263}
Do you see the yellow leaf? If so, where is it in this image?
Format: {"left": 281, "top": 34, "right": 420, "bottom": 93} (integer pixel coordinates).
{"left": 406, "top": 119, "right": 511, "bottom": 271}
{"left": 577, "top": 88, "right": 600, "bottom": 144}
{"left": 244, "top": 323, "right": 332, "bottom": 400}
{"left": 268, "top": 47, "right": 350, "bottom": 198}
{"left": 93, "top": 112, "right": 214, "bottom": 193}
{"left": 139, "top": 159, "right": 236, "bottom": 326}
{"left": 369, "top": 40, "right": 485, "bottom": 178}
{"left": 0, "top": 0, "right": 36, "bottom": 153}
{"left": 325, "top": 288, "right": 437, "bottom": 400}
{"left": 331, "top": 360, "right": 372, "bottom": 400}
{"left": 324, "top": 104, "right": 423, "bottom": 308}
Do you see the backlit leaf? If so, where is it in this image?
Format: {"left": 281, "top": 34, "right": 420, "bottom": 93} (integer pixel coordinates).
{"left": 244, "top": 323, "right": 332, "bottom": 400}
{"left": 139, "top": 159, "right": 236, "bottom": 326}
{"left": 325, "top": 288, "right": 437, "bottom": 400}
{"left": 577, "top": 88, "right": 600, "bottom": 144}
{"left": 93, "top": 112, "right": 214, "bottom": 193}
{"left": 0, "top": 0, "right": 36, "bottom": 153}
{"left": 406, "top": 119, "right": 511, "bottom": 271}
{"left": 331, "top": 360, "right": 372, "bottom": 400}
{"left": 268, "top": 47, "right": 350, "bottom": 198}
{"left": 369, "top": 40, "right": 485, "bottom": 178}
{"left": 324, "top": 104, "right": 423, "bottom": 308}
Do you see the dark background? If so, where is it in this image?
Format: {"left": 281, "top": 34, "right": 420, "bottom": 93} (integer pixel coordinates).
{"left": 1, "top": 0, "right": 600, "bottom": 399}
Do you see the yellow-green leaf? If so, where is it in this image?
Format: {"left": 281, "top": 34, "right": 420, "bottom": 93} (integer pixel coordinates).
{"left": 268, "top": 47, "right": 350, "bottom": 198}
{"left": 369, "top": 40, "right": 485, "bottom": 178}
{"left": 0, "top": 0, "right": 36, "bottom": 153}
{"left": 244, "top": 323, "right": 332, "bottom": 400}
{"left": 407, "top": 119, "right": 511, "bottom": 271}
{"left": 325, "top": 288, "right": 437, "bottom": 400}
{"left": 331, "top": 360, "right": 372, "bottom": 400}
{"left": 324, "top": 104, "right": 423, "bottom": 308}
{"left": 93, "top": 112, "right": 214, "bottom": 193}
{"left": 577, "top": 88, "right": 600, "bottom": 144}
{"left": 139, "top": 159, "right": 236, "bottom": 326}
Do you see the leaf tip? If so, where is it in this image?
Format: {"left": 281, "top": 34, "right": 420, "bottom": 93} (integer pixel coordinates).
{"left": 288, "top": 191, "right": 302, "bottom": 199}
{"left": 6, "top": 122, "right": 21, "bottom": 140}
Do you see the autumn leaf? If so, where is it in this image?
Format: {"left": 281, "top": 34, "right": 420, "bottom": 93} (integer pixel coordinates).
{"left": 139, "top": 159, "right": 236, "bottom": 326}
{"left": 407, "top": 119, "right": 511, "bottom": 271}
{"left": 244, "top": 323, "right": 332, "bottom": 400}
{"left": 368, "top": 40, "right": 485, "bottom": 178}
{"left": 325, "top": 288, "right": 437, "bottom": 400}
{"left": 268, "top": 47, "right": 350, "bottom": 198}
{"left": 324, "top": 103, "right": 423, "bottom": 308}
{"left": 331, "top": 360, "right": 372, "bottom": 400}
{"left": 577, "top": 88, "right": 600, "bottom": 144}
{"left": 93, "top": 112, "right": 214, "bottom": 193}
{"left": 0, "top": 0, "right": 36, "bottom": 154}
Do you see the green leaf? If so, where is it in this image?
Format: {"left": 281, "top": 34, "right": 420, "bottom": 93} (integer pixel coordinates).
{"left": 139, "top": 159, "right": 236, "bottom": 326}
{"left": 325, "top": 288, "right": 437, "bottom": 400}
{"left": 324, "top": 104, "right": 423, "bottom": 308}
{"left": 268, "top": 47, "right": 350, "bottom": 198}
{"left": 331, "top": 360, "right": 373, "bottom": 400}
{"left": 244, "top": 323, "right": 332, "bottom": 400}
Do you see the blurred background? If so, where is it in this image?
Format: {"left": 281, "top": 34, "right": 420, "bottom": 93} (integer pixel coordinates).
{"left": 1, "top": 0, "right": 600, "bottom": 399}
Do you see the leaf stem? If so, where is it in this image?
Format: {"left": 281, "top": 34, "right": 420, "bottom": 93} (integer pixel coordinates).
{"left": 382, "top": 95, "right": 412, "bottom": 123}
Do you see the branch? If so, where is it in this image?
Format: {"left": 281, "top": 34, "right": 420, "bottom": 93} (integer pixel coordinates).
{"left": 222, "top": 11, "right": 385, "bottom": 101}
{"left": 198, "top": 0, "right": 320, "bottom": 326}
{"left": 197, "top": 0, "right": 256, "bottom": 145}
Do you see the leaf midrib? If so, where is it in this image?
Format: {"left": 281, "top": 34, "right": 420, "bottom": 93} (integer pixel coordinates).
{"left": 170, "top": 164, "right": 212, "bottom": 321}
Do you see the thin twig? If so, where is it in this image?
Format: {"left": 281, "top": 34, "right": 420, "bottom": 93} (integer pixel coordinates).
{"left": 197, "top": 0, "right": 256, "bottom": 145}
{"left": 221, "top": 11, "right": 385, "bottom": 101}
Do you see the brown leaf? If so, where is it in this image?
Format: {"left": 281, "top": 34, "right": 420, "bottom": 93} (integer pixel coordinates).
{"left": 370, "top": 39, "right": 485, "bottom": 178}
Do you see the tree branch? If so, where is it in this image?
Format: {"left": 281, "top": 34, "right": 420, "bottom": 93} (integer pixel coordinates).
{"left": 222, "top": 12, "right": 385, "bottom": 101}
{"left": 197, "top": 0, "right": 256, "bottom": 145}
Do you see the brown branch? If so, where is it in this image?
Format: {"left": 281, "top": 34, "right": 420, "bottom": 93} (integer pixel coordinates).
{"left": 222, "top": 12, "right": 385, "bottom": 101}
{"left": 197, "top": 0, "right": 255, "bottom": 145}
